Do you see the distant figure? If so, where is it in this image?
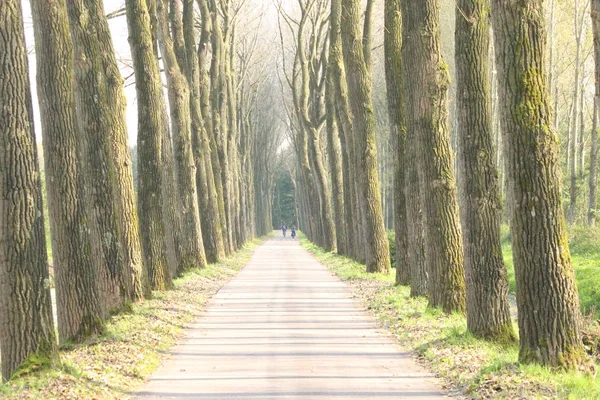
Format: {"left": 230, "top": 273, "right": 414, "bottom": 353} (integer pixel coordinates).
{"left": 291, "top": 225, "right": 296, "bottom": 239}
{"left": 282, "top": 223, "right": 287, "bottom": 237}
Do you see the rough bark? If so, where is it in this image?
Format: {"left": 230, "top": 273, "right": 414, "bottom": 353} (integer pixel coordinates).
{"left": 330, "top": 0, "right": 359, "bottom": 259}
{"left": 491, "top": 0, "right": 585, "bottom": 368}
{"left": 126, "top": 0, "right": 173, "bottom": 290}
{"left": 32, "top": 0, "right": 107, "bottom": 344}
{"left": 67, "top": 0, "right": 146, "bottom": 311}
{"left": 198, "top": 0, "right": 229, "bottom": 254}
{"left": 401, "top": 0, "right": 466, "bottom": 312}
{"left": 0, "top": 1, "right": 58, "bottom": 380}
{"left": 156, "top": 0, "right": 207, "bottom": 272}
{"left": 455, "top": 0, "right": 515, "bottom": 341}
{"left": 326, "top": 69, "right": 348, "bottom": 255}
{"left": 341, "top": 0, "right": 390, "bottom": 273}
{"left": 384, "top": 0, "right": 410, "bottom": 285}
{"left": 591, "top": 0, "right": 600, "bottom": 226}
{"left": 183, "top": 0, "right": 225, "bottom": 262}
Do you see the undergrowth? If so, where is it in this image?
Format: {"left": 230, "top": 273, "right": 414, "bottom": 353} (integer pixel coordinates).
{"left": 0, "top": 237, "right": 265, "bottom": 400}
{"left": 302, "top": 238, "right": 600, "bottom": 399}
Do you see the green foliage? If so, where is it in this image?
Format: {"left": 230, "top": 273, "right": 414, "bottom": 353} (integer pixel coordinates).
{"left": 271, "top": 167, "right": 297, "bottom": 229}
{"left": 387, "top": 230, "right": 396, "bottom": 267}
{"left": 303, "top": 237, "right": 600, "bottom": 399}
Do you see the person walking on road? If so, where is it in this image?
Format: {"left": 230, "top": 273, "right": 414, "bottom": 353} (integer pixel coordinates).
{"left": 282, "top": 223, "right": 287, "bottom": 237}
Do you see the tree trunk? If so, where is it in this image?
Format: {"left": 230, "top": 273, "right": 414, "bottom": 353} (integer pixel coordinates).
{"left": 0, "top": 1, "right": 59, "bottom": 380}
{"left": 455, "top": 0, "right": 515, "bottom": 341}
{"left": 32, "top": 0, "right": 107, "bottom": 344}
{"left": 330, "top": 0, "right": 360, "bottom": 260}
{"left": 569, "top": 0, "right": 585, "bottom": 225}
{"left": 341, "top": 0, "right": 390, "bottom": 273}
{"left": 126, "top": 0, "right": 173, "bottom": 290}
{"left": 325, "top": 69, "right": 348, "bottom": 254}
{"left": 591, "top": 0, "right": 600, "bottom": 226}
{"left": 67, "top": 0, "right": 146, "bottom": 312}
{"left": 156, "top": 0, "right": 207, "bottom": 272}
{"left": 491, "top": 0, "right": 585, "bottom": 368}
{"left": 401, "top": 1, "right": 466, "bottom": 312}
{"left": 384, "top": 0, "right": 410, "bottom": 285}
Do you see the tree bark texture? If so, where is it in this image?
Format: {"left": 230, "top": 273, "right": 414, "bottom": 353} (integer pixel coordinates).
{"left": 341, "top": 0, "right": 390, "bottom": 273}
{"left": 0, "top": 0, "right": 58, "bottom": 381}
{"left": 66, "top": 0, "right": 146, "bottom": 310}
{"left": 383, "top": 0, "right": 410, "bottom": 285}
{"left": 126, "top": 0, "right": 173, "bottom": 290}
{"left": 401, "top": 0, "right": 466, "bottom": 312}
{"left": 326, "top": 69, "right": 348, "bottom": 255}
{"left": 330, "top": 0, "right": 360, "bottom": 260}
{"left": 590, "top": 0, "right": 600, "bottom": 226}
{"left": 32, "top": 0, "right": 107, "bottom": 343}
{"left": 156, "top": 0, "right": 207, "bottom": 272}
{"left": 491, "top": 0, "right": 585, "bottom": 368}
{"left": 455, "top": 0, "right": 514, "bottom": 340}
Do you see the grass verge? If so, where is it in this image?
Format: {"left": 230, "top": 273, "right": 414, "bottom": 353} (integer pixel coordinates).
{"left": 301, "top": 238, "right": 600, "bottom": 399}
{"left": 0, "top": 236, "right": 266, "bottom": 399}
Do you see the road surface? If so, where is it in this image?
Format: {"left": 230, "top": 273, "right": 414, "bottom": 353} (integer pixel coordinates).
{"left": 135, "top": 235, "right": 446, "bottom": 399}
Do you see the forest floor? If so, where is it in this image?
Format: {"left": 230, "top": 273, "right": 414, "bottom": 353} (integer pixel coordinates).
{"left": 303, "top": 230, "right": 600, "bottom": 399}
{"left": 134, "top": 235, "right": 446, "bottom": 399}
{"left": 0, "top": 237, "right": 267, "bottom": 399}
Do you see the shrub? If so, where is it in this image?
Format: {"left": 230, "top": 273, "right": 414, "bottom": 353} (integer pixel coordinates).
{"left": 388, "top": 230, "right": 396, "bottom": 268}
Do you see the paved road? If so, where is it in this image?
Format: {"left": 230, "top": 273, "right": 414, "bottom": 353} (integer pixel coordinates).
{"left": 135, "top": 236, "right": 445, "bottom": 399}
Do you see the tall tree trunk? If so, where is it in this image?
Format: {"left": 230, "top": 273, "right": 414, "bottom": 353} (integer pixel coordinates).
{"left": 32, "top": 0, "right": 106, "bottom": 344}
{"left": 591, "top": 0, "right": 600, "bottom": 226}
{"left": 182, "top": 0, "right": 225, "bottom": 262}
{"left": 384, "top": 0, "right": 410, "bottom": 285}
{"left": 455, "top": 0, "right": 515, "bottom": 341}
{"left": 156, "top": 0, "right": 207, "bottom": 272}
{"left": 67, "top": 0, "right": 145, "bottom": 312}
{"left": 401, "top": 1, "right": 466, "bottom": 312}
{"left": 341, "top": 0, "right": 390, "bottom": 273}
{"left": 405, "top": 136, "right": 428, "bottom": 297}
{"left": 330, "top": 0, "right": 360, "bottom": 260}
{"left": 209, "top": 1, "right": 234, "bottom": 254}
{"left": 491, "top": 0, "right": 585, "bottom": 368}
{"left": 126, "top": 0, "right": 173, "bottom": 290}
{"left": 0, "top": 1, "right": 58, "bottom": 380}
{"left": 579, "top": 84, "right": 586, "bottom": 179}
{"left": 569, "top": 0, "right": 585, "bottom": 224}
{"left": 326, "top": 68, "right": 348, "bottom": 254}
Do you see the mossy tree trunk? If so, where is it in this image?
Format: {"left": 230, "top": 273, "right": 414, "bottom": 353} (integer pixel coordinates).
{"left": 126, "top": 0, "right": 173, "bottom": 290}
{"left": 156, "top": 0, "right": 207, "bottom": 272}
{"left": 183, "top": 0, "right": 225, "bottom": 262}
{"left": 0, "top": 1, "right": 58, "bottom": 380}
{"left": 400, "top": 0, "right": 466, "bottom": 312}
{"left": 491, "top": 0, "right": 585, "bottom": 368}
{"left": 590, "top": 0, "right": 600, "bottom": 226}
{"left": 66, "top": 0, "right": 146, "bottom": 312}
{"left": 341, "top": 0, "right": 390, "bottom": 273}
{"left": 383, "top": 0, "right": 410, "bottom": 285}
{"left": 455, "top": 0, "right": 515, "bottom": 341}
{"left": 32, "top": 0, "right": 106, "bottom": 344}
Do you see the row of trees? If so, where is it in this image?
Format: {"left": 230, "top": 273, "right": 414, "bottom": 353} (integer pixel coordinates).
{"left": 0, "top": 0, "right": 279, "bottom": 382}
{"left": 281, "top": 0, "right": 591, "bottom": 369}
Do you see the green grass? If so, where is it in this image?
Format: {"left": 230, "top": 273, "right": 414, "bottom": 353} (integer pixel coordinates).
{"left": 502, "top": 225, "right": 600, "bottom": 319}
{"left": 302, "top": 236, "right": 600, "bottom": 399}
{"left": 0, "top": 236, "right": 266, "bottom": 399}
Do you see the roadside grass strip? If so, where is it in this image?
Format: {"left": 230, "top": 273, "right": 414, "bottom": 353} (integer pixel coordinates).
{"left": 0, "top": 237, "right": 267, "bottom": 400}
{"left": 302, "top": 238, "right": 600, "bottom": 399}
